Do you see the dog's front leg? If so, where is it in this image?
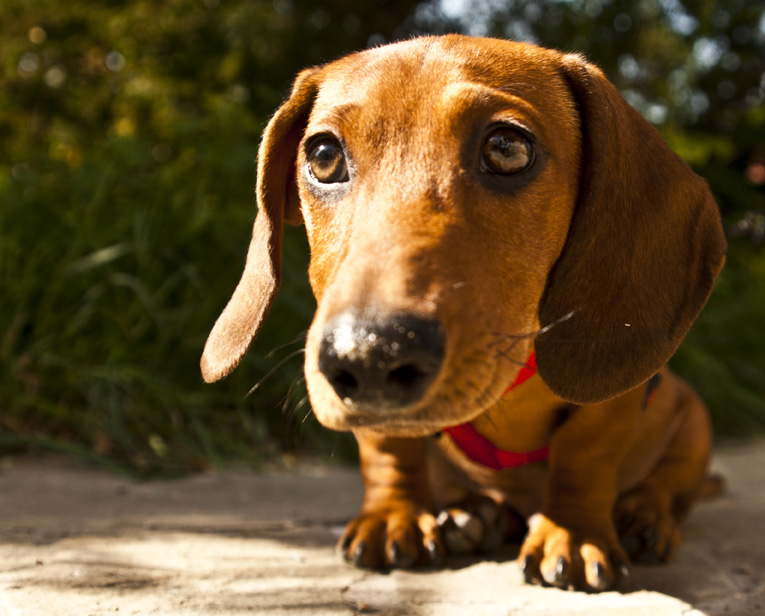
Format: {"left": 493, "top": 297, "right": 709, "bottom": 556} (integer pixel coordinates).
{"left": 518, "top": 402, "right": 636, "bottom": 592}
{"left": 339, "top": 431, "right": 444, "bottom": 569}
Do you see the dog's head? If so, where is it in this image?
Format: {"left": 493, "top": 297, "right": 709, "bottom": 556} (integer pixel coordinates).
{"left": 201, "top": 36, "right": 726, "bottom": 436}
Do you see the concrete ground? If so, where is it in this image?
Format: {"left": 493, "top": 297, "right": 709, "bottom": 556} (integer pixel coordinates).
{"left": 0, "top": 441, "right": 763, "bottom": 616}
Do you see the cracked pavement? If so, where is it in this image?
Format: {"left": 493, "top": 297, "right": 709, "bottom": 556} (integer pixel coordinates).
{"left": 0, "top": 441, "right": 763, "bottom": 615}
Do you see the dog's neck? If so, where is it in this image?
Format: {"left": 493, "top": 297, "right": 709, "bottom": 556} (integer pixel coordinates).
{"left": 444, "top": 355, "right": 664, "bottom": 470}
{"left": 443, "top": 352, "right": 550, "bottom": 469}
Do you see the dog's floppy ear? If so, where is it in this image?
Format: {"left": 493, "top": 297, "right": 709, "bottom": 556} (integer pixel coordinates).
{"left": 535, "top": 54, "right": 727, "bottom": 404}
{"left": 201, "top": 68, "right": 319, "bottom": 383}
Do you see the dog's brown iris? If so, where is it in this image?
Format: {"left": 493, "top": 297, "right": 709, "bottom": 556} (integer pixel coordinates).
{"left": 307, "top": 137, "right": 349, "bottom": 183}
{"left": 482, "top": 127, "right": 533, "bottom": 175}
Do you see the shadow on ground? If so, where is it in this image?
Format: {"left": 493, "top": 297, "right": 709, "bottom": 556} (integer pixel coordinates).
{"left": 0, "top": 441, "right": 763, "bottom": 615}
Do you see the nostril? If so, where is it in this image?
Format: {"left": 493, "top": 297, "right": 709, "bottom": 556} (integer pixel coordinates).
{"left": 387, "top": 364, "right": 427, "bottom": 389}
{"left": 329, "top": 369, "right": 359, "bottom": 399}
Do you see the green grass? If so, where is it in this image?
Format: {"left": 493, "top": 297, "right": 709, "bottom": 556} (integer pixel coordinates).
{"left": 672, "top": 240, "right": 765, "bottom": 437}
{"left": 0, "top": 127, "right": 352, "bottom": 475}
{"left": 0, "top": 0, "right": 369, "bottom": 474}
{"left": 669, "top": 120, "right": 765, "bottom": 438}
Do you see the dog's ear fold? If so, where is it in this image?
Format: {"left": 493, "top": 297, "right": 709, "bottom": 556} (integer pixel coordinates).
{"left": 535, "top": 54, "right": 727, "bottom": 404}
{"left": 201, "top": 68, "right": 319, "bottom": 383}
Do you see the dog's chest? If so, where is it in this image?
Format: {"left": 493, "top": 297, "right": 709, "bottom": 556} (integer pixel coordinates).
{"left": 429, "top": 377, "right": 569, "bottom": 516}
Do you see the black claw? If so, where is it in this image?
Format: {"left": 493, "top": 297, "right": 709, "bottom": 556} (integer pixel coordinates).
{"left": 591, "top": 561, "right": 611, "bottom": 591}
{"left": 340, "top": 535, "right": 352, "bottom": 552}
{"left": 388, "top": 540, "right": 415, "bottom": 568}
{"left": 592, "top": 561, "right": 604, "bottom": 578}
{"left": 389, "top": 541, "right": 401, "bottom": 564}
{"left": 427, "top": 540, "right": 437, "bottom": 559}
{"left": 555, "top": 557, "right": 568, "bottom": 583}
{"left": 427, "top": 540, "right": 443, "bottom": 565}
{"left": 520, "top": 554, "right": 535, "bottom": 582}
{"left": 520, "top": 554, "right": 532, "bottom": 573}
{"left": 617, "top": 559, "right": 631, "bottom": 579}
{"left": 352, "top": 541, "right": 367, "bottom": 566}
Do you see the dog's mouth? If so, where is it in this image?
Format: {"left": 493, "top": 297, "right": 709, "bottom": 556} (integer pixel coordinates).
{"left": 303, "top": 309, "right": 525, "bottom": 435}
{"left": 331, "top": 412, "right": 449, "bottom": 437}
{"left": 305, "top": 371, "right": 505, "bottom": 437}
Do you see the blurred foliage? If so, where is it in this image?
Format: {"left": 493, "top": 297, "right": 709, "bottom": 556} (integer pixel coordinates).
{"left": 0, "top": 0, "right": 456, "bottom": 473}
{"left": 0, "top": 0, "right": 763, "bottom": 474}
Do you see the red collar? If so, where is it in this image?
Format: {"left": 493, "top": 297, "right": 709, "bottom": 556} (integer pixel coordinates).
{"left": 443, "top": 352, "right": 550, "bottom": 470}
{"left": 443, "top": 354, "right": 663, "bottom": 470}
{"left": 503, "top": 351, "right": 537, "bottom": 393}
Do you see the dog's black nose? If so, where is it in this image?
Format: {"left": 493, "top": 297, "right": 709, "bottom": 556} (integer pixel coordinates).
{"left": 318, "top": 312, "right": 445, "bottom": 410}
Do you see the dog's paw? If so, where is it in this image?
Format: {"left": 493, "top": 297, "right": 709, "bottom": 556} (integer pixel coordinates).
{"left": 338, "top": 503, "right": 444, "bottom": 570}
{"left": 518, "top": 514, "right": 631, "bottom": 592}
{"left": 614, "top": 485, "right": 682, "bottom": 563}
{"left": 436, "top": 495, "right": 524, "bottom": 555}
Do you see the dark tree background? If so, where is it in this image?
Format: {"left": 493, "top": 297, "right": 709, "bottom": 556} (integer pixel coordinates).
{"left": 1, "top": 0, "right": 763, "bottom": 473}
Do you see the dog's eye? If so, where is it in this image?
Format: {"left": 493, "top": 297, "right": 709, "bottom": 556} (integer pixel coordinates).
{"left": 307, "top": 137, "right": 349, "bottom": 184}
{"left": 481, "top": 127, "right": 534, "bottom": 175}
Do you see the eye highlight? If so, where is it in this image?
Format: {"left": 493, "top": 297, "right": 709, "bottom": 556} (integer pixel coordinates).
{"left": 306, "top": 136, "right": 349, "bottom": 184}
{"left": 481, "top": 126, "right": 534, "bottom": 175}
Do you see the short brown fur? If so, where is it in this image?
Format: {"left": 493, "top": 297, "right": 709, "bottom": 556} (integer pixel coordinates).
{"left": 202, "top": 36, "right": 726, "bottom": 592}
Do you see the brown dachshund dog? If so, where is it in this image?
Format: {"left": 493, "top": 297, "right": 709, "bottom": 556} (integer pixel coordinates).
{"left": 201, "top": 35, "right": 727, "bottom": 592}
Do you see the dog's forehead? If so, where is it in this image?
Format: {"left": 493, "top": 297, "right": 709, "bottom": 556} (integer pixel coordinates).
{"left": 311, "top": 36, "right": 563, "bottom": 113}
{"left": 305, "top": 37, "right": 573, "bottom": 146}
